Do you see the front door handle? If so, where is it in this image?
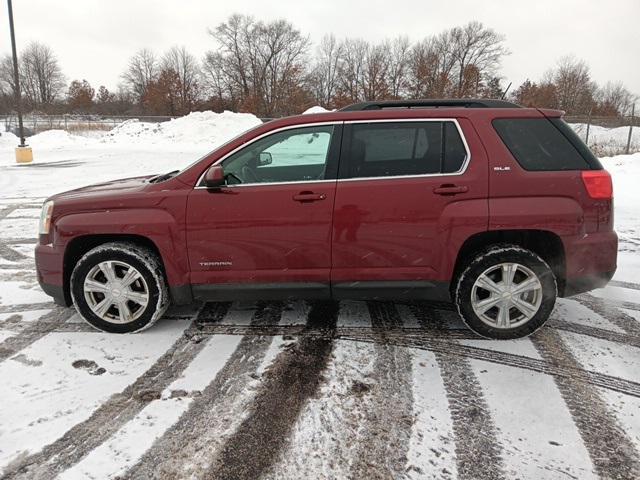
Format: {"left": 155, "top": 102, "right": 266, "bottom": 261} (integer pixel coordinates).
{"left": 293, "top": 191, "right": 327, "bottom": 202}
{"left": 433, "top": 184, "right": 469, "bottom": 195}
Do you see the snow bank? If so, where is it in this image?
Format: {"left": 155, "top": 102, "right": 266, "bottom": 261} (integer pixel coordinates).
{"left": 1, "top": 130, "right": 91, "bottom": 149}
{"left": 302, "top": 106, "right": 330, "bottom": 114}
{"left": 29, "top": 130, "right": 89, "bottom": 147}
{"left": 0, "top": 131, "right": 18, "bottom": 148}
{"left": 102, "top": 110, "right": 261, "bottom": 145}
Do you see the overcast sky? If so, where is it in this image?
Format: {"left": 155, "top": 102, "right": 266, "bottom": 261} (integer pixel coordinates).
{"left": 2, "top": 0, "right": 639, "bottom": 96}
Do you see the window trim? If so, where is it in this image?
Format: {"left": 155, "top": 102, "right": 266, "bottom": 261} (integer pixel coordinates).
{"left": 338, "top": 118, "right": 471, "bottom": 182}
{"left": 194, "top": 118, "right": 471, "bottom": 189}
{"left": 194, "top": 121, "right": 341, "bottom": 189}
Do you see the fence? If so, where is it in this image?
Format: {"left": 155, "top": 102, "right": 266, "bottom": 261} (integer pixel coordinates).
{"left": 565, "top": 110, "right": 637, "bottom": 156}
{"left": 1, "top": 111, "right": 637, "bottom": 155}
{"left": 0, "top": 114, "right": 176, "bottom": 137}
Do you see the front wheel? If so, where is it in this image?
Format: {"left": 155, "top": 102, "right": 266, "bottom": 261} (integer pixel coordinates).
{"left": 454, "top": 245, "right": 557, "bottom": 339}
{"left": 70, "top": 242, "right": 169, "bottom": 333}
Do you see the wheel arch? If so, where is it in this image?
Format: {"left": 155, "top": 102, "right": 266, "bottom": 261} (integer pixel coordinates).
{"left": 63, "top": 234, "right": 165, "bottom": 306}
{"left": 452, "top": 229, "right": 566, "bottom": 297}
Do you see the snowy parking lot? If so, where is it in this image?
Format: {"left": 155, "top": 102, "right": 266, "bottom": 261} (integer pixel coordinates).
{"left": 1, "top": 113, "right": 640, "bottom": 479}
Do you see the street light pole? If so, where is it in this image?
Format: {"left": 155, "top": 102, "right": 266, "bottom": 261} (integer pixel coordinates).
{"left": 7, "top": 0, "right": 26, "bottom": 147}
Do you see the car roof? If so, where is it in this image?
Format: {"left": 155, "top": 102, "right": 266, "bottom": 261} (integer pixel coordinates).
{"left": 263, "top": 106, "right": 563, "bottom": 130}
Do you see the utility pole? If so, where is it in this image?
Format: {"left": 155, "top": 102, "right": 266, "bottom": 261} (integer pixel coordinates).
{"left": 7, "top": 0, "right": 25, "bottom": 146}
{"left": 7, "top": 0, "right": 32, "bottom": 163}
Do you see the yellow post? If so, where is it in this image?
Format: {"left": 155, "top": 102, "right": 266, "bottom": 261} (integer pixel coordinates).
{"left": 15, "top": 146, "right": 33, "bottom": 164}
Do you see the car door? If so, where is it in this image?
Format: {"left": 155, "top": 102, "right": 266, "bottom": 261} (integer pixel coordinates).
{"left": 331, "top": 118, "right": 488, "bottom": 300}
{"left": 186, "top": 123, "right": 342, "bottom": 300}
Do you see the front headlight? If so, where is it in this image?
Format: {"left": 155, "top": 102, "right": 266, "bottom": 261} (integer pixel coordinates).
{"left": 39, "top": 200, "right": 54, "bottom": 235}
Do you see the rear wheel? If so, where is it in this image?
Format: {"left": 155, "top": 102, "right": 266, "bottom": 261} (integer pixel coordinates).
{"left": 70, "top": 242, "right": 169, "bottom": 333}
{"left": 454, "top": 245, "right": 557, "bottom": 339}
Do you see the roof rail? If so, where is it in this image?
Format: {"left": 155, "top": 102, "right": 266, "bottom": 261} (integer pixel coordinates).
{"left": 340, "top": 99, "right": 521, "bottom": 111}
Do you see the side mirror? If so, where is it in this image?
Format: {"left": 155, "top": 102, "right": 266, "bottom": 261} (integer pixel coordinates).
{"left": 258, "top": 152, "right": 272, "bottom": 166}
{"left": 203, "top": 165, "right": 225, "bottom": 188}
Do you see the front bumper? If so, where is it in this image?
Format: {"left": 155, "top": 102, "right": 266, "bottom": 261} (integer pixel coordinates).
{"left": 35, "top": 243, "right": 70, "bottom": 306}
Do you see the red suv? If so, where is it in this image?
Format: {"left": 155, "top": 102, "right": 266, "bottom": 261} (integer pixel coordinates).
{"left": 35, "top": 99, "right": 617, "bottom": 339}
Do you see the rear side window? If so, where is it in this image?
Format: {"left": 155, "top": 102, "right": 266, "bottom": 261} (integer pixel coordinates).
{"left": 342, "top": 121, "right": 468, "bottom": 179}
{"left": 493, "top": 118, "right": 597, "bottom": 171}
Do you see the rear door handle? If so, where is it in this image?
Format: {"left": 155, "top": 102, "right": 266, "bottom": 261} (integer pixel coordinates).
{"left": 293, "top": 191, "right": 327, "bottom": 202}
{"left": 433, "top": 184, "right": 469, "bottom": 195}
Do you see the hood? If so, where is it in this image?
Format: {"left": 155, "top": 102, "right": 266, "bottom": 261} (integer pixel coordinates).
{"left": 51, "top": 175, "right": 153, "bottom": 200}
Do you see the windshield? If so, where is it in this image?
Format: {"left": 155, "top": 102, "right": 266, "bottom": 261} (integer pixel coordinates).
{"left": 172, "top": 123, "right": 264, "bottom": 177}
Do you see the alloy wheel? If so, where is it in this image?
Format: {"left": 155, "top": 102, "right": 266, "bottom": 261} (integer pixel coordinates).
{"left": 470, "top": 262, "right": 543, "bottom": 329}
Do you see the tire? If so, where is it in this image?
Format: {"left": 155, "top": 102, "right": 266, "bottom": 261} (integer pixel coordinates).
{"left": 70, "top": 242, "right": 169, "bottom": 333}
{"left": 454, "top": 245, "right": 557, "bottom": 339}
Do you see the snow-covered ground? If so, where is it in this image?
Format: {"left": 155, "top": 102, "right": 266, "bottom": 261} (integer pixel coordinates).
{"left": 0, "top": 111, "right": 639, "bottom": 479}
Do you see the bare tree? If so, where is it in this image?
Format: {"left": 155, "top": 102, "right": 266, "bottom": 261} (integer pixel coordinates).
{"left": 201, "top": 50, "right": 239, "bottom": 110}
{"left": 337, "top": 38, "right": 367, "bottom": 103}
{"left": 0, "top": 54, "right": 18, "bottom": 97}
{"left": 122, "top": 48, "right": 159, "bottom": 103}
{"left": 449, "top": 22, "right": 508, "bottom": 97}
{"left": 206, "top": 14, "right": 311, "bottom": 116}
{"left": 18, "top": 42, "right": 66, "bottom": 110}
{"left": 361, "top": 42, "right": 391, "bottom": 100}
{"left": 386, "top": 36, "right": 411, "bottom": 99}
{"left": 595, "top": 81, "right": 635, "bottom": 116}
{"left": 162, "top": 46, "right": 201, "bottom": 113}
{"left": 407, "top": 34, "right": 456, "bottom": 98}
{"left": 546, "top": 56, "right": 595, "bottom": 114}
{"left": 310, "top": 34, "right": 343, "bottom": 108}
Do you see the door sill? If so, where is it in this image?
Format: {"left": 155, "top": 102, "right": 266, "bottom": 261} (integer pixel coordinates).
{"left": 192, "top": 282, "right": 331, "bottom": 301}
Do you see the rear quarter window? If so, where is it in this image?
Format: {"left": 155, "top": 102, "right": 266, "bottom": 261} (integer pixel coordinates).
{"left": 493, "top": 118, "right": 597, "bottom": 171}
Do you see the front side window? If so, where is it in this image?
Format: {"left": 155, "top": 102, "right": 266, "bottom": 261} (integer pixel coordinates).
{"left": 222, "top": 125, "right": 334, "bottom": 185}
{"left": 342, "top": 121, "right": 467, "bottom": 179}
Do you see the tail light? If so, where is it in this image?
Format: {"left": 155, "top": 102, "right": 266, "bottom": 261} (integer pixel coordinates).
{"left": 581, "top": 170, "right": 613, "bottom": 199}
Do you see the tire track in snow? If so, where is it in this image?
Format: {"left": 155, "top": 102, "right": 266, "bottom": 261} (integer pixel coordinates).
{"left": 574, "top": 293, "right": 640, "bottom": 335}
{"left": 122, "top": 301, "right": 285, "bottom": 480}
{"left": 412, "top": 304, "right": 506, "bottom": 480}
{"left": 0, "top": 205, "right": 18, "bottom": 221}
{"left": 340, "top": 332, "right": 640, "bottom": 398}
{"left": 2, "top": 303, "right": 228, "bottom": 480}
{"left": 0, "top": 306, "right": 75, "bottom": 362}
{"left": 0, "top": 302, "right": 51, "bottom": 314}
{"left": 204, "top": 301, "right": 339, "bottom": 480}
{"left": 345, "top": 302, "right": 414, "bottom": 480}
{"left": 548, "top": 319, "right": 640, "bottom": 349}
{"left": 609, "top": 279, "right": 640, "bottom": 291}
{"left": 531, "top": 329, "right": 640, "bottom": 480}
{"left": 4, "top": 238, "right": 38, "bottom": 245}
{"left": 0, "top": 243, "right": 28, "bottom": 262}
{"left": 5, "top": 313, "right": 640, "bottom": 349}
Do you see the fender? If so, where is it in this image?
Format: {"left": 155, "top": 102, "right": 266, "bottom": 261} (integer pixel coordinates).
{"left": 54, "top": 208, "right": 190, "bottom": 287}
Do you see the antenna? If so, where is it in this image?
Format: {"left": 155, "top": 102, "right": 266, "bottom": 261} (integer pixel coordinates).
{"left": 501, "top": 82, "right": 512, "bottom": 100}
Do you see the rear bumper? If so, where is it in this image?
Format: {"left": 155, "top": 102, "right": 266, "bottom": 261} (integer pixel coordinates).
{"left": 562, "top": 230, "right": 617, "bottom": 297}
{"left": 563, "top": 270, "right": 615, "bottom": 297}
